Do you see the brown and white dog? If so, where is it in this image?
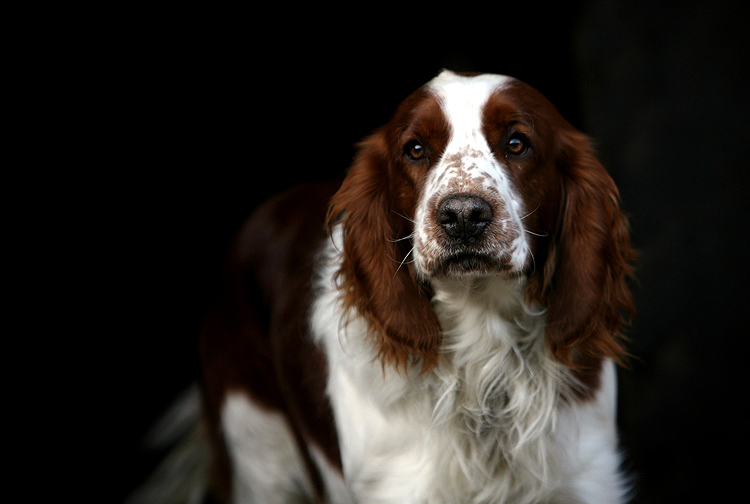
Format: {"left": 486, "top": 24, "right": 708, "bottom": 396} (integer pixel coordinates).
{"left": 194, "top": 70, "right": 635, "bottom": 504}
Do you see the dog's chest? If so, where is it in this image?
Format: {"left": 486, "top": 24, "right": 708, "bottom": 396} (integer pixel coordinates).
{"left": 325, "top": 351, "right": 562, "bottom": 504}
{"left": 320, "top": 320, "right": 564, "bottom": 501}
{"left": 313, "top": 252, "right": 566, "bottom": 502}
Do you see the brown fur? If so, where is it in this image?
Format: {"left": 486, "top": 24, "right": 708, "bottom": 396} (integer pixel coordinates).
{"left": 528, "top": 128, "right": 636, "bottom": 392}
{"left": 327, "top": 132, "right": 443, "bottom": 372}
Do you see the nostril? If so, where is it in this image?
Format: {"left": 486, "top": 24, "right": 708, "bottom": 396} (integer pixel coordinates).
{"left": 469, "top": 207, "right": 491, "bottom": 224}
{"left": 437, "top": 208, "right": 459, "bottom": 226}
{"left": 437, "top": 195, "right": 493, "bottom": 241}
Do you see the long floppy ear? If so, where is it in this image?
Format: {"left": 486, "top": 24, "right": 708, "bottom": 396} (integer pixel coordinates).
{"left": 326, "top": 132, "right": 442, "bottom": 371}
{"left": 534, "top": 130, "right": 635, "bottom": 389}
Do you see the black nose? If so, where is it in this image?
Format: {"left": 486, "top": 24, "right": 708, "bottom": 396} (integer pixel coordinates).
{"left": 437, "top": 194, "right": 493, "bottom": 243}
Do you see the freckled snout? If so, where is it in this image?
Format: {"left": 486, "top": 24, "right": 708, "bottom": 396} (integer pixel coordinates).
{"left": 437, "top": 194, "right": 493, "bottom": 244}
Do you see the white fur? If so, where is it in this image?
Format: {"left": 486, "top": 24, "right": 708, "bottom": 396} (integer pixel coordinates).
{"left": 414, "top": 71, "right": 531, "bottom": 277}
{"left": 221, "top": 392, "right": 313, "bottom": 504}
{"left": 125, "top": 385, "right": 209, "bottom": 504}
{"left": 556, "top": 360, "right": 631, "bottom": 503}
{"left": 311, "top": 231, "right": 628, "bottom": 503}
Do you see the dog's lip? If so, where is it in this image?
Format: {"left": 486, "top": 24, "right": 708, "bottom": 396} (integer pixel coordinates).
{"left": 430, "top": 252, "right": 513, "bottom": 277}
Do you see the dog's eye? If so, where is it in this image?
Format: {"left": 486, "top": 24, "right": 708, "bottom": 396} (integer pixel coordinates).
{"left": 405, "top": 141, "right": 426, "bottom": 161}
{"left": 506, "top": 136, "right": 528, "bottom": 156}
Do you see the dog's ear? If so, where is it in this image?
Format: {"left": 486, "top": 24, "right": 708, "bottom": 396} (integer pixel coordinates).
{"left": 327, "top": 132, "right": 442, "bottom": 372}
{"left": 530, "top": 130, "right": 635, "bottom": 389}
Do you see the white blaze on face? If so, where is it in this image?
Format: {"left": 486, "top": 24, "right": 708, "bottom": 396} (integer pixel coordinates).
{"left": 413, "top": 71, "right": 531, "bottom": 278}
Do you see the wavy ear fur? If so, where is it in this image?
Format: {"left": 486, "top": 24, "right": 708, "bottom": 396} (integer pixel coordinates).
{"left": 533, "top": 130, "right": 635, "bottom": 390}
{"left": 327, "top": 132, "right": 442, "bottom": 371}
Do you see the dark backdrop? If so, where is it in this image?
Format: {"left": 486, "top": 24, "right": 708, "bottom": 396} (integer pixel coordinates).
{"left": 104, "top": 2, "right": 749, "bottom": 502}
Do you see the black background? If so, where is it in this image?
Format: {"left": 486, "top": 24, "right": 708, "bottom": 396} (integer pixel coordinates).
{"left": 78, "top": 1, "right": 749, "bottom": 502}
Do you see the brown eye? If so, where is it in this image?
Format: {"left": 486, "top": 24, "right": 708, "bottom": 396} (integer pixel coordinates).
{"left": 507, "top": 136, "right": 527, "bottom": 156}
{"left": 406, "top": 141, "right": 426, "bottom": 160}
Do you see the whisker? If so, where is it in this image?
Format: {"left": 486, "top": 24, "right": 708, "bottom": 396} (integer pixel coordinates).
{"left": 519, "top": 204, "right": 540, "bottom": 221}
{"left": 387, "top": 233, "right": 415, "bottom": 243}
{"left": 524, "top": 230, "right": 549, "bottom": 237}
{"left": 394, "top": 247, "right": 416, "bottom": 276}
{"left": 392, "top": 211, "right": 416, "bottom": 224}
{"left": 527, "top": 245, "right": 537, "bottom": 276}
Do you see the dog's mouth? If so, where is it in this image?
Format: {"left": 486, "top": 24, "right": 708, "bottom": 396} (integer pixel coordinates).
{"left": 430, "top": 252, "right": 514, "bottom": 278}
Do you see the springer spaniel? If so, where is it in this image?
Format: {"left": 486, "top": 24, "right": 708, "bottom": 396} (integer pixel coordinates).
{"left": 200, "top": 70, "right": 635, "bottom": 504}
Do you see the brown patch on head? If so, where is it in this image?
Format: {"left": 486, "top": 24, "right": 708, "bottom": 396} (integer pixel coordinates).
{"left": 326, "top": 85, "right": 452, "bottom": 372}
{"left": 482, "top": 80, "right": 636, "bottom": 395}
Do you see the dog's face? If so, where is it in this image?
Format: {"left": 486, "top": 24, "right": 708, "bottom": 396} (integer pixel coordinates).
{"left": 329, "top": 70, "right": 634, "bottom": 373}
{"left": 361, "top": 72, "right": 571, "bottom": 283}
{"left": 387, "top": 72, "right": 561, "bottom": 280}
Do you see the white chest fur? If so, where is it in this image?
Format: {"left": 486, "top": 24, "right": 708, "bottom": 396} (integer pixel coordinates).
{"left": 311, "top": 234, "right": 627, "bottom": 504}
